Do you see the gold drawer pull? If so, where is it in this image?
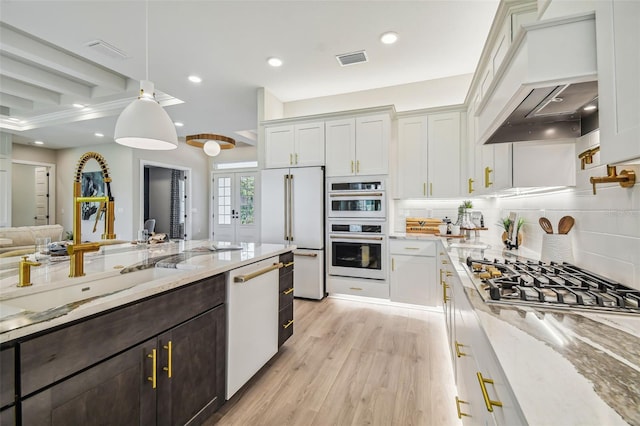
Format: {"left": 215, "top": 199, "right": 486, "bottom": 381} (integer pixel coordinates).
{"left": 455, "top": 396, "right": 470, "bottom": 418}
{"left": 163, "top": 341, "right": 172, "bottom": 378}
{"left": 404, "top": 247, "right": 420, "bottom": 250}
{"left": 484, "top": 166, "right": 493, "bottom": 188}
{"left": 234, "top": 262, "right": 283, "bottom": 283}
{"left": 441, "top": 260, "right": 449, "bottom": 265}
{"left": 443, "top": 282, "right": 450, "bottom": 303}
{"left": 283, "top": 319, "right": 294, "bottom": 329}
{"left": 477, "top": 372, "right": 503, "bottom": 412}
{"left": 284, "top": 261, "right": 294, "bottom": 267}
{"left": 283, "top": 287, "right": 294, "bottom": 295}
{"left": 349, "top": 287, "right": 363, "bottom": 291}
{"left": 455, "top": 341, "right": 467, "bottom": 357}
{"left": 147, "top": 349, "right": 157, "bottom": 389}
{"left": 294, "top": 252, "right": 318, "bottom": 258}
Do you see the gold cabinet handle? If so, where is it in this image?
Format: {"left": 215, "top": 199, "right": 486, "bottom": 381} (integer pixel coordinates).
{"left": 356, "top": 160, "right": 360, "bottom": 173}
{"left": 477, "top": 372, "right": 503, "bottom": 412}
{"left": 455, "top": 397, "right": 470, "bottom": 418}
{"left": 455, "top": 341, "right": 467, "bottom": 357}
{"left": 351, "top": 160, "right": 354, "bottom": 173}
{"left": 234, "top": 262, "right": 284, "bottom": 283}
{"left": 468, "top": 178, "right": 475, "bottom": 194}
{"left": 404, "top": 247, "right": 420, "bottom": 250}
{"left": 443, "top": 282, "right": 450, "bottom": 303}
{"left": 441, "top": 260, "right": 449, "bottom": 265}
{"left": 294, "top": 252, "right": 318, "bottom": 258}
{"left": 330, "top": 235, "right": 383, "bottom": 241}
{"left": 391, "top": 257, "right": 395, "bottom": 272}
{"left": 290, "top": 153, "right": 293, "bottom": 165}
{"left": 430, "top": 182, "right": 433, "bottom": 196}
{"left": 163, "top": 341, "right": 172, "bottom": 378}
{"left": 283, "top": 319, "right": 294, "bottom": 329}
{"left": 484, "top": 166, "right": 493, "bottom": 188}
{"left": 147, "top": 349, "right": 157, "bottom": 389}
{"left": 349, "top": 287, "right": 363, "bottom": 291}
{"left": 423, "top": 182, "right": 426, "bottom": 196}
{"left": 295, "top": 153, "right": 298, "bottom": 164}
{"left": 330, "top": 192, "right": 384, "bottom": 197}
{"left": 283, "top": 287, "right": 294, "bottom": 295}
{"left": 284, "top": 261, "right": 294, "bottom": 267}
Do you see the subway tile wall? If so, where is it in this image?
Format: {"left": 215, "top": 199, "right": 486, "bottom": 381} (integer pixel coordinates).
{"left": 394, "top": 179, "right": 640, "bottom": 290}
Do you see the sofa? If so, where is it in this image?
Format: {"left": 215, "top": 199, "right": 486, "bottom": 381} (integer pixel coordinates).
{"left": 0, "top": 224, "right": 64, "bottom": 256}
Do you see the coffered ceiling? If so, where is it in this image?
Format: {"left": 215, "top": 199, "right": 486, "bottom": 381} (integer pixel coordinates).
{"left": 0, "top": 0, "right": 500, "bottom": 150}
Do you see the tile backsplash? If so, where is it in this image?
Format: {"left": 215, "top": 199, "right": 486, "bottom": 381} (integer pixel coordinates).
{"left": 393, "top": 181, "right": 640, "bottom": 290}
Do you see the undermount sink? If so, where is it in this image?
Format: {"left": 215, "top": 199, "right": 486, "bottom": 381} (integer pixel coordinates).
{"left": 0, "top": 267, "right": 183, "bottom": 319}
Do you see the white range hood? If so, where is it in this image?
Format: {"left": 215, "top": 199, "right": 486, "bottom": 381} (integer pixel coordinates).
{"left": 476, "top": 12, "right": 597, "bottom": 145}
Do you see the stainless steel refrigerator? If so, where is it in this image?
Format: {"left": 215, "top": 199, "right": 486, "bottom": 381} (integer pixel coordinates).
{"left": 261, "top": 166, "right": 325, "bottom": 299}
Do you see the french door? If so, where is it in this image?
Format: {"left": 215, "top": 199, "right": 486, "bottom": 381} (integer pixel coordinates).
{"left": 211, "top": 172, "right": 259, "bottom": 243}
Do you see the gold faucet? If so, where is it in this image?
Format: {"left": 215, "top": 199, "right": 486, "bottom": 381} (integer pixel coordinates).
{"left": 18, "top": 255, "right": 40, "bottom": 287}
{"left": 68, "top": 152, "right": 117, "bottom": 277}
{"left": 589, "top": 165, "right": 636, "bottom": 195}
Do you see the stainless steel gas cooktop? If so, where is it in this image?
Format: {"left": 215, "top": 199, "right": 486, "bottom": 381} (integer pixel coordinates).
{"left": 466, "top": 257, "right": 640, "bottom": 314}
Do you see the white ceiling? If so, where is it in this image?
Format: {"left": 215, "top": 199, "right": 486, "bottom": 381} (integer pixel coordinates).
{"left": 0, "top": 0, "right": 500, "bottom": 150}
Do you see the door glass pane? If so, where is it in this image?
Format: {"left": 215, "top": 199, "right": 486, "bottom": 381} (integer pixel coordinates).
{"left": 239, "top": 176, "right": 255, "bottom": 225}
{"left": 217, "top": 177, "right": 231, "bottom": 225}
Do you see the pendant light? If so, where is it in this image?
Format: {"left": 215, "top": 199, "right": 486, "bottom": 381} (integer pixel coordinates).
{"left": 186, "top": 133, "right": 236, "bottom": 157}
{"left": 114, "top": 1, "right": 177, "bottom": 150}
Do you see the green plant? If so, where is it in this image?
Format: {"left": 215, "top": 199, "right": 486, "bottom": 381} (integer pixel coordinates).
{"left": 64, "top": 231, "right": 73, "bottom": 241}
{"left": 498, "top": 217, "right": 525, "bottom": 233}
{"left": 458, "top": 200, "right": 473, "bottom": 215}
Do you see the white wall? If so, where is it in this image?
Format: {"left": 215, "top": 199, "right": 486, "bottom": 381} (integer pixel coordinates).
{"left": 11, "top": 163, "right": 36, "bottom": 227}
{"left": 147, "top": 167, "right": 172, "bottom": 235}
{"left": 283, "top": 74, "right": 472, "bottom": 118}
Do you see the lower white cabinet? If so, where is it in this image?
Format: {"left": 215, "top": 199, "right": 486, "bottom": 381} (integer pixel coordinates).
{"left": 389, "top": 239, "right": 438, "bottom": 306}
{"left": 442, "top": 251, "right": 526, "bottom": 425}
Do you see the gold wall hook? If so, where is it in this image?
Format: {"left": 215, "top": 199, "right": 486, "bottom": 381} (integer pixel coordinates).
{"left": 589, "top": 165, "right": 636, "bottom": 195}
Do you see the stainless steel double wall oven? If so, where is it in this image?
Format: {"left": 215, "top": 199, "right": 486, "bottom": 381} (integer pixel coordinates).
{"left": 327, "top": 177, "right": 387, "bottom": 281}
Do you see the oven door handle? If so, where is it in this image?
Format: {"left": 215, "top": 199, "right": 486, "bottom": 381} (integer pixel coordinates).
{"left": 329, "top": 192, "right": 384, "bottom": 197}
{"left": 329, "top": 235, "right": 384, "bottom": 241}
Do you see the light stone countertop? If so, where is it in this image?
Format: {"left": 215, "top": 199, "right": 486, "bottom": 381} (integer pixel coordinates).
{"left": 0, "top": 240, "right": 294, "bottom": 343}
{"left": 443, "top": 240, "right": 640, "bottom": 426}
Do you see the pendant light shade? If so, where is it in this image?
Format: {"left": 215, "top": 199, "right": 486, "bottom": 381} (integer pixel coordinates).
{"left": 114, "top": 80, "right": 178, "bottom": 150}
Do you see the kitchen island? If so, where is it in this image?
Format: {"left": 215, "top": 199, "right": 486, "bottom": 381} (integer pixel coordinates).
{"left": 441, "top": 239, "right": 640, "bottom": 426}
{"left": 0, "top": 240, "right": 294, "bottom": 425}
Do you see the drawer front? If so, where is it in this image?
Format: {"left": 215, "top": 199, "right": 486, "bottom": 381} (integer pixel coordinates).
{"left": 20, "top": 274, "right": 226, "bottom": 396}
{"left": 279, "top": 273, "right": 294, "bottom": 308}
{"left": 327, "top": 277, "right": 389, "bottom": 299}
{"left": 389, "top": 239, "right": 436, "bottom": 256}
{"left": 278, "top": 303, "right": 294, "bottom": 347}
{"left": 1, "top": 346, "right": 15, "bottom": 408}
{"left": 279, "top": 251, "right": 294, "bottom": 277}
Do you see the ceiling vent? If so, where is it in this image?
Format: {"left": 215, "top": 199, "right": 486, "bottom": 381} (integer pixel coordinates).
{"left": 336, "top": 50, "right": 368, "bottom": 67}
{"left": 85, "top": 39, "right": 129, "bottom": 59}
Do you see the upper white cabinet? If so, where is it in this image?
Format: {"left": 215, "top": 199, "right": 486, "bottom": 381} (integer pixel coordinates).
{"left": 325, "top": 114, "right": 390, "bottom": 177}
{"left": 264, "top": 122, "right": 325, "bottom": 169}
{"left": 595, "top": 0, "right": 640, "bottom": 164}
{"left": 396, "top": 111, "right": 462, "bottom": 198}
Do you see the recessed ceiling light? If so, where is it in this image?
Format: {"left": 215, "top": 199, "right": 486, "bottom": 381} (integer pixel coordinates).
{"left": 174, "top": 121, "right": 184, "bottom": 127}
{"left": 73, "top": 103, "right": 85, "bottom": 108}
{"left": 34, "top": 140, "right": 44, "bottom": 145}
{"left": 188, "top": 75, "right": 202, "bottom": 83}
{"left": 583, "top": 105, "right": 597, "bottom": 111}
{"left": 95, "top": 132, "right": 104, "bottom": 137}
{"left": 267, "top": 57, "right": 283, "bottom": 67}
{"left": 380, "top": 31, "right": 399, "bottom": 45}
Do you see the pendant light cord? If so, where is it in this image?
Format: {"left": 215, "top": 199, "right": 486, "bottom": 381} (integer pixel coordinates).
{"left": 145, "top": 0, "right": 149, "bottom": 81}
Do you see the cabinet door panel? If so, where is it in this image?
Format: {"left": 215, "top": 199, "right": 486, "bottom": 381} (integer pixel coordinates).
{"left": 1, "top": 346, "right": 14, "bottom": 408}
{"left": 265, "top": 126, "right": 295, "bottom": 169}
{"left": 278, "top": 302, "right": 294, "bottom": 347}
{"left": 22, "top": 339, "right": 156, "bottom": 426}
{"left": 390, "top": 255, "right": 437, "bottom": 306}
{"left": 397, "top": 116, "right": 428, "bottom": 198}
{"left": 325, "top": 118, "right": 356, "bottom": 177}
{"left": 428, "top": 112, "right": 461, "bottom": 197}
{"left": 158, "top": 306, "right": 226, "bottom": 426}
{"left": 295, "top": 122, "right": 325, "bottom": 167}
{"left": 355, "top": 115, "right": 389, "bottom": 175}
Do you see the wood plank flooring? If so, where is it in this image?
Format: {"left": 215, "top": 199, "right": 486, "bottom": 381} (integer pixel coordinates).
{"left": 205, "top": 297, "right": 462, "bottom": 426}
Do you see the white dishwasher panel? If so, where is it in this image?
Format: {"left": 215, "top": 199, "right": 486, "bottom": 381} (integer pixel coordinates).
{"left": 226, "top": 256, "right": 279, "bottom": 399}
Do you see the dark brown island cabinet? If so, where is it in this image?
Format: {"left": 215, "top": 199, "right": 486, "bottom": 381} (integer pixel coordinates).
{"left": 1, "top": 273, "right": 226, "bottom": 426}
{"left": 278, "top": 251, "right": 294, "bottom": 348}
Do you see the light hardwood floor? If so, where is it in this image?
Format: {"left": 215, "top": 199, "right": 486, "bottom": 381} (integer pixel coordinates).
{"left": 206, "top": 297, "right": 462, "bottom": 426}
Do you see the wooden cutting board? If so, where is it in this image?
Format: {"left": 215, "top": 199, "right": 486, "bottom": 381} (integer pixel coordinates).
{"left": 405, "top": 217, "right": 442, "bottom": 234}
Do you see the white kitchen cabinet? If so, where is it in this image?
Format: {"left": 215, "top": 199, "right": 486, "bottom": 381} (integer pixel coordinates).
{"left": 325, "top": 114, "right": 390, "bottom": 177}
{"left": 264, "top": 122, "right": 325, "bottom": 169}
{"left": 479, "top": 143, "right": 512, "bottom": 193}
{"left": 595, "top": 0, "right": 640, "bottom": 164}
{"left": 389, "top": 239, "right": 438, "bottom": 306}
{"left": 396, "top": 111, "right": 461, "bottom": 198}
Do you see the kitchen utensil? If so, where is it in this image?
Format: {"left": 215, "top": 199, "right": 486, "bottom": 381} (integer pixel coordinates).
{"left": 558, "top": 216, "right": 575, "bottom": 234}
{"left": 539, "top": 217, "right": 553, "bottom": 234}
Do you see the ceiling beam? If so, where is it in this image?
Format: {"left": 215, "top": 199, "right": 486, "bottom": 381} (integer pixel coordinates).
{"left": 0, "top": 54, "right": 93, "bottom": 100}
{"left": 0, "top": 76, "right": 60, "bottom": 105}
{"left": 0, "top": 24, "right": 127, "bottom": 92}
{"left": 0, "top": 92, "right": 34, "bottom": 111}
